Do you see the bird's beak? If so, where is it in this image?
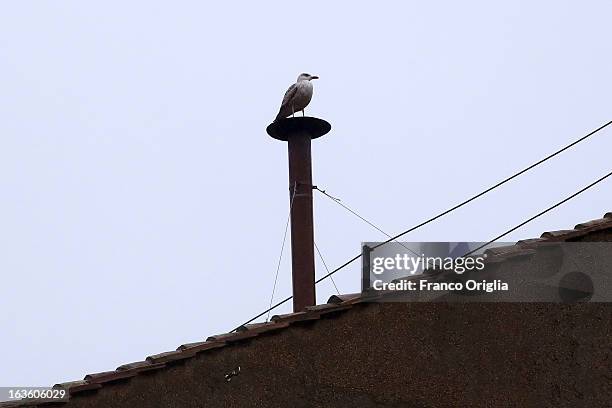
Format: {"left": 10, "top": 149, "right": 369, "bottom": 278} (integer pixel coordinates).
{"left": 310, "top": 75, "right": 319, "bottom": 80}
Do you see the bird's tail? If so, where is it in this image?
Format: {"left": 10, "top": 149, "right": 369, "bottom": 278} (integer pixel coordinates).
{"left": 274, "top": 107, "right": 289, "bottom": 122}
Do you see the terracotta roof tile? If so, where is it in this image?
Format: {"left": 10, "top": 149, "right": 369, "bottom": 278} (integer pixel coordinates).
{"left": 327, "top": 293, "right": 361, "bottom": 304}
{"left": 541, "top": 215, "right": 612, "bottom": 240}
{"left": 177, "top": 340, "right": 226, "bottom": 354}
{"left": 65, "top": 382, "right": 102, "bottom": 396}
{"left": 206, "top": 330, "right": 264, "bottom": 343}
{"left": 574, "top": 217, "right": 612, "bottom": 229}
{"left": 236, "top": 321, "right": 290, "bottom": 334}
{"left": 516, "top": 238, "right": 548, "bottom": 247}
{"left": 115, "top": 361, "right": 165, "bottom": 373}
{"left": 540, "top": 229, "right": 580, "bottom": 239}
{"left": 270, "top": 310, "right": 310, "bottom": 323}
{"left": 176, "top": 341, "right": 207, "bottom": 350}
{"left": 84, "top": 370, "right": 138, "bottom": 384}
{"left": 484, "top": 245, "right": 537, "bottom": 263}
{"left": 304, "top": 303, "right": 340, "bottom": 312}
{"left": 307, "top": 303, "right": 354, "bottom": 315}
{"left": 328, "top": 291, "right": 382, "bottom": 305}
{"left": 146, "top": 350, "right": 195, "bottom": 365}
{"left": 52, "top": 381, "right": 87, "bottom": 390}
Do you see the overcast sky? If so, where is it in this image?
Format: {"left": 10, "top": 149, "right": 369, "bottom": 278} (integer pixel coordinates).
{"left": 1, "top": 1, "right": 611, "bottom": 389}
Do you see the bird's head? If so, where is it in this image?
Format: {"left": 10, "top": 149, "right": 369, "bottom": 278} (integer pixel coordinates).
{"left": 297, "top": 73, "right": 319, "bottom": 82}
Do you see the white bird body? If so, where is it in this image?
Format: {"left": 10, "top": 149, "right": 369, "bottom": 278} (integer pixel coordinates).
{"left": 275, "top": 73, "right": 319, "bottom": 121}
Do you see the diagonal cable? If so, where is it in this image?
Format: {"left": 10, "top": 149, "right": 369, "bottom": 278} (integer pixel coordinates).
{"left": 314, "top": 187, "right": 421, "bottom": 257}
{"left": 265, "top": 182, "right": 297, "bottom": 322}
{"left": 314, "top": 240, "right": 340, "bottom": 295}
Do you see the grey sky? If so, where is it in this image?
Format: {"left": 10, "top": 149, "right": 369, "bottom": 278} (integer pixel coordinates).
{"left": 1, "top": 1, "right": 611, "bottom": 388}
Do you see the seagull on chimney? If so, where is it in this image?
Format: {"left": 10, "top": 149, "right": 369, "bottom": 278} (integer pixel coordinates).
{"left": 275, "top": 73, "right": 319, "bottom": 122}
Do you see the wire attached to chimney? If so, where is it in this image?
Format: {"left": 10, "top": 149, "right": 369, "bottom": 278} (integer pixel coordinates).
{"left": 314, "top": 186, "right": 421, "bottom": 257}
{"left": 314, "top": 240, "right": 340, "bottom": 295}
{"left": 265, "top": 182, "right": 297, "bottom": 322}
{"left": 232, "top": 119, "right": 611, "bottom": 331}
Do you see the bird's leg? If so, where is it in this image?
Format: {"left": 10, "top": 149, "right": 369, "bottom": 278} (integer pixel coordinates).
{"left": 302, "top": 109, "right": 305, "bottom": 117}
{"left": 292, "top": 106, "right": 295, "bottom": 118}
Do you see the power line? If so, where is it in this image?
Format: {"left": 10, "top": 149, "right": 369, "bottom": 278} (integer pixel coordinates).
{"left": 233, "top": 120, "right": 611, "bottom": 331}
{"left": 370, "top": 119, "right": 612, "bottom": 251}
{"left": 463, "top": 169, "right": 612, "bottom": 257}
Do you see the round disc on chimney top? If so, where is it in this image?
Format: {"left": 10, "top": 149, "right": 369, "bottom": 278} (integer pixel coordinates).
{"left": 266, "top": 117, "right": 331, "bottom": 141}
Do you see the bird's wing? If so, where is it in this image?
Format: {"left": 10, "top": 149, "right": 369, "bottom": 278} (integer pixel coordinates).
{"left": 280, "top": 83, "right": 298, "bottom": 109}
{"left": 275, "top": 83, "right": 298, "bottom": 121}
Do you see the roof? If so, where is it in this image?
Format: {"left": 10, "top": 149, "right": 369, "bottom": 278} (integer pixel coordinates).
{"left": 2, "top": 211, "right": 612, "bottom": 407}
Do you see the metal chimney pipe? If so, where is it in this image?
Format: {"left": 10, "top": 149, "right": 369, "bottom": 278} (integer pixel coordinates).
{"left": 266, "top": 117, "right": 331, "bottom": 312}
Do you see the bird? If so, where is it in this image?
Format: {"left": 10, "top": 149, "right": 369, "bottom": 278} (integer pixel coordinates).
{"left": 274, "top": 73, "right": 319, "bottom": 122}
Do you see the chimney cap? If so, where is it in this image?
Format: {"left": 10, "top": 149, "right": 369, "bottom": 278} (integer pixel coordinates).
{"left": 267, "top": 117, "right": 331, "bottom": 141}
